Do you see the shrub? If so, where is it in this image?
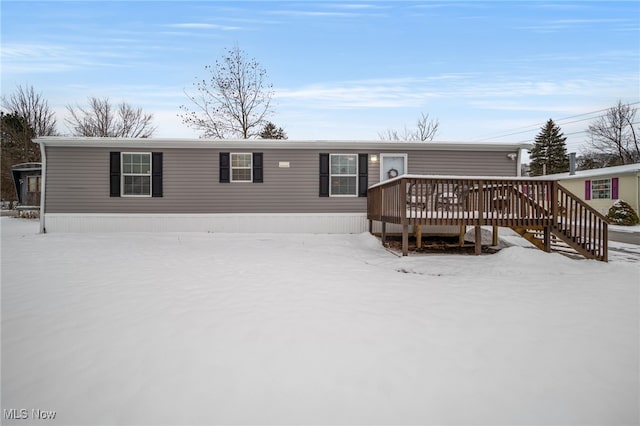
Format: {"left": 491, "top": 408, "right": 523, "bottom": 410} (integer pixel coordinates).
{"left": 607, "top": 200, "right": 640, "bottom": 225}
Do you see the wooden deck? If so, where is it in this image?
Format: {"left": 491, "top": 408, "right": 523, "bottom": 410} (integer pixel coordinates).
{"left": 367, "top": 176, "right": 608, "bottom": 261}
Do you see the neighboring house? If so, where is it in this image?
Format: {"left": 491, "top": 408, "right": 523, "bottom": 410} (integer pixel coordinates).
{"left": 540, "top": 163, "right": 640, "bottom": 217}
{"left": 11, "top": 162, "right": 42, "bottom": 207}
{"left": 34, "top": 137, "right": 529, "bottom": 233}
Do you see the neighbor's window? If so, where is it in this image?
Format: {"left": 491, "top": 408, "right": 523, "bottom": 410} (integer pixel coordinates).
{"left": 231, "top": 153, "right": 252, "bottom": 182}
{"left": 591, "top": 179, "right": 611, "bottom": 199}
{"left": 27, "top": 176, "right": 41, "bottom": 193}
{"left": 122, "top": 152, "right": 151, "bottom": 196}
{"left": 330, "top": 154, "right": 357, "bottom": 196}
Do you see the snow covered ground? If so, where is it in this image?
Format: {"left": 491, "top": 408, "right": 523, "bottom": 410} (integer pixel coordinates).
{"left": 2, "top": 217, "right": 639, "bottom": 425}
{"left": 610, "top": 224, "right": 640, "bottom": 234}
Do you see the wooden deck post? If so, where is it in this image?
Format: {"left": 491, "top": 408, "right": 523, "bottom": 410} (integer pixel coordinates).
{"left": 603, "top": 224, "right": 608, "bottom": 262}
{"left": 415, "top": 224, "right": 422, "bottom": 249}
{"left": 492, "top": 225, "right": 499, "bottom": 246}
{"left": 477, "top": 180, "right": 484, "bottom": 228}
{"left": 543, "top": 226, "right": 551, "bottom": 252}
{"left": 401, "top": 178, "right": 408, "bottom": 256}
{"left": 551, "top": 181, "right": 558, "bottom": 222}
{"left": 402, "top": 223, "right": 409, "bottom": 256}
{"left": 381, "top": 222, "right": 386, "bottom": 246}
{"left": 459, "top": 225, "right": 465, "bottom": 246}
{"left": 474, "top": 226, "right": 482, "bottom": 255}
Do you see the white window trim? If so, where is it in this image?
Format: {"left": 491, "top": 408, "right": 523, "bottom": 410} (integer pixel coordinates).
{"left": 230, "top": 152, "right": 253, "bottom": 183}
{"left": 121, "top": 152, "right": 152, "bottom": 197}
{"left": 329, "top": 153, "right": 358, "bottom": 197}
{"left": 379, "top": 153, "right": 408, "bottom": 182}
{"left": 591, "top": 178, "right": 611, "bottom": 200}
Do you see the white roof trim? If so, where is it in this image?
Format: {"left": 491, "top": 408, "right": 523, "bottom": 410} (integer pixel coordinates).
{"left": 34, "top": 137, "right": 531, "bottom": 152}
{"left": 536, "top": 163, "right": 640, "bottom": 180}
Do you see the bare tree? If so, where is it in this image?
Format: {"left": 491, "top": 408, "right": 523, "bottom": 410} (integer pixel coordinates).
{"left": 379, "top": 113, "right": 439, "bottom": 142}
{"left": 65, "top": 97, "right": 156, "bottom": 138}
{"left": 577, "top": 152, "right": 619, "bottom": 170}
{"left": 586, "top": 100, "right": 639, "bottom": 165}
{"left": 1, "top": 85, "right": 55, "bottom": 200}
{"left": 179, "top": 46, "right": 274, "bottom": 139}
{"left": 1, "top": 85, "right": 57, "bottom": 136}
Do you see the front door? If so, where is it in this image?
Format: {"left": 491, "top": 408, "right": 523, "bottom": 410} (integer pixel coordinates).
{"left": 380, "top": 154, "right": 408, "bottom": 182}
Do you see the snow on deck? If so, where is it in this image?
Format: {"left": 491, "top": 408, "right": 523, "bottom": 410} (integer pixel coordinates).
{"left": 1, "top": 217, "right": 638, "bottom": 425}
{"left": 404, "top": 209, "right": 551, "bottom": 219}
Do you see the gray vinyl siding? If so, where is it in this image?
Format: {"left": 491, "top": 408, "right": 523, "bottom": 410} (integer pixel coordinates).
{"left": 408, "top": 150, "right": 515, "bottom": 178}
{"left": 44, "top": 146, "right": 517, "bottom": 214}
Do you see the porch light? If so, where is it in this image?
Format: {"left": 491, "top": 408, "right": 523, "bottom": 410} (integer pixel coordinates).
{"left": 370, "top": 155, "right": 378, "bottom": 162}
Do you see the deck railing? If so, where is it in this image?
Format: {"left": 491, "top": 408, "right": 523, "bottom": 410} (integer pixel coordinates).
{"left": 367, "top": 176, "right": 608, "bottom": 261}
{"left": 556, "top": 183, "right": 608, "bottom": 261}
{"left": 367, "top": 176, "right": 556, "bottom": 227}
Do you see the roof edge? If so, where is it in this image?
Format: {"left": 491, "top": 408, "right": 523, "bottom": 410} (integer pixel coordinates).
{"left": 34, "top": 137, "right": 531, "bottom": 151}
{"left": 533, "top": 163, "right": 640, "bottom": 180}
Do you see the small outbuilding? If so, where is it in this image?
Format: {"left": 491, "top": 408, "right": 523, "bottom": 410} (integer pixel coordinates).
{"left": 11, "top": 162, "right": 42, "bottom": 207}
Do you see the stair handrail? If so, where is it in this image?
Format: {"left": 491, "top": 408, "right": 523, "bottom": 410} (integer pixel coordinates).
{"left": 555, "top": 182, "right": 608, "bottom": 261}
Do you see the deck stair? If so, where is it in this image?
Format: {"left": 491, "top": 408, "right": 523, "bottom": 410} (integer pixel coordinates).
{"left": 511, "top": 226, "right": 547, "bottom": 251}
{"left": 509, "top": 182, "right": 608, "bottom": 261}
{"left": 511, "top": 226, "right": 598, "bottom": 260}
{"left": 367, "top": 176, "right": 609, "bottom": 261}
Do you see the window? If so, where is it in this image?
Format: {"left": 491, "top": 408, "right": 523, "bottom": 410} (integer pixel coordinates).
{"left": 231, "top": 153, "right": 252, "bottom": 182}
{"left": 110, "top": 151, "right": 162, "bottom": 198}
{"left": 122, "top": 152, "right": 151, "bottom": 196}
{"left": 330, "top": 154, "right": 357, "bottom": 196}
{"left": 591, "top": 179, "right": 611, "bottom": 199}
{"left": 219, "top": 152, "right": 262, "bottom": 183}
{"left": 27, "top": 176, "right": 41, "bottom": 193}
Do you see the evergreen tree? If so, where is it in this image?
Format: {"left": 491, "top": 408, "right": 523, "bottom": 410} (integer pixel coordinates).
{"left": 259, "top": 121, "right": 287, "bottom": 139}
{"left": 607, "top": 200, "right": 639, "bottom": 226}
{"left": 529, "top": 119, "right": 569, "bottom": 176}
{"left": 1, "top": 112, "right": 39, "bottom": 200}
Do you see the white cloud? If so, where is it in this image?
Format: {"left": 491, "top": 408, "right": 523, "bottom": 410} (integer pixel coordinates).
{"left": 166, "top": 23, "right": 241, "bottom": 31}
{"left": 267, "top": 10, "right": 357, "bottom": 18}
{"left": 1, "top": 42, "right": 145, "bottom": 75}
{"left": 516, "top": 17, "right": 635, "bottom": 32}
{"left": 273, "top": 73, "right": 634, "bottom": 111}
{"left": 330, "top": 3, "right": 389, "bottom": 10}
{"left": 276, "top": 84, "right": 427, "bottom": 109}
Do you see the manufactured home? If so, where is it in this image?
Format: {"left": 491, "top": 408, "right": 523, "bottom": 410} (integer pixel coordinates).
{"left": 35, "top": 137, "right": 611, "bottom": 261}
{"left": 539, "top": 163, "right": 640, "bottom": 217}
{"left": 35, "top": 137, "right": 528, "bottom": 234}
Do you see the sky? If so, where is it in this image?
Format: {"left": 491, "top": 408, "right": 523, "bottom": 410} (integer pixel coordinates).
{"left": 1, "top": 0, "right": 639, "bottom": 154}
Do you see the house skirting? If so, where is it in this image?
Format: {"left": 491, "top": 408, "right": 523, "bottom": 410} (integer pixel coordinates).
{"left": 42, "top": 213, "right": 370, "bottom": 234}
{"left": 42, "top": 213, "right": 461, "bottom": 235}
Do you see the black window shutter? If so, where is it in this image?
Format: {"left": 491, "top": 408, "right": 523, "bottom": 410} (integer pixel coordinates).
{"left": 152, "top": 152, "right": 163, "bottom": 197}
{"left": 358, "top": 153, "right": 368, "bottom": 197}
{"left": 110, "top": 152, "right": 121, "bottom": 197}
{"left": 220, "top": 152, "right": 230, "bottom": 183}
{"left": 253, "top": 152, "right": 263, "bottom": 183}
{"left": 319, "top": 153, "right": 329, "bottom": 197}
